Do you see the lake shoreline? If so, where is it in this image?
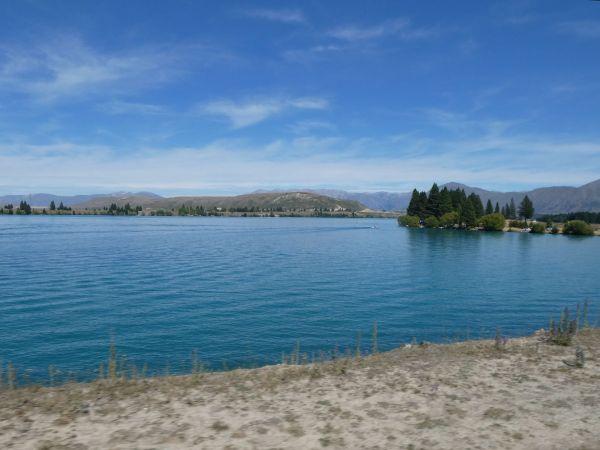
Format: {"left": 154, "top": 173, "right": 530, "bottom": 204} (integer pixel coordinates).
{"left": 2, "top": 328, "right": 599, "bottom": 449}
{"left": 3, "top": 213, "right": 599, "bottom": 235}
{"left": 400, "top": 221, "right": 600, "bottom": 236}
{"left": 0, "top": 209, "right": 400, "bottom": 219}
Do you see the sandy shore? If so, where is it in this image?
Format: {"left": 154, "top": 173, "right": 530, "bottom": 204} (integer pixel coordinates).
{"left": 1, "top": 329, "right": 599, "bottom": 449}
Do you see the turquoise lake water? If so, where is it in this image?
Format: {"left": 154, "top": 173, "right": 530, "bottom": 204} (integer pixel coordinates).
{"left": 1, "top": 216, "right": 598, "bottom": 381}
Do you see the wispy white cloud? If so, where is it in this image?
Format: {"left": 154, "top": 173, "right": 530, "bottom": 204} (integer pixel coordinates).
{"left": 287, "top": 98, "right": 329, "bottom": 109}
{"left": 98, "top": 100, "right": 167, "bottom": 115}
{"left": 417, "top": 108, "right": 518, "bottom": 136}
{"left": 0, "top": 35, "right": 223, "bottom": 103}
{"left": 490, "top": 1, "right": 540, "bottom": 26}
{"left": 199, "top": 96, "right": 329, "bottom": 128}
{"left": 328, "top": 18, "right": 437, "bottom": 42}
{"left": 558, "top": 20, "right": 600, "bottom": 39}
{"left": 282, "top": 45, "right": 346, "bottom": 63}
{"left": 2, "top": 115, "right": 599, "bottom": 195}
{"left": 243, "top": 8, "right": 306, "bottom": 24}
{"left": 288, "top": 120, "right": 336, "bottom": 134}
{"left": 458, "top": 38, "right": 480, "bottom": 56}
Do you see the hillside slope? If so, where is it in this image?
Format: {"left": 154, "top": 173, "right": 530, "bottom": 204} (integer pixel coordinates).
{"left": 74, "top": 192, "right": 366, "bottom": 211}
{"left": 310, "top": 189, "right": 412, "bottom": 211}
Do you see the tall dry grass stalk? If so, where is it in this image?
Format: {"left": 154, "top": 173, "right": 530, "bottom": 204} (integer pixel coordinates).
{"left": 371, "top": 321, "right": 378, "bottom": 354}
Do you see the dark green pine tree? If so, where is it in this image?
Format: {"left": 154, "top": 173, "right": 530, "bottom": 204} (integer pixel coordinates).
{"left": 449, "top": 188, "right": 467, "bottom": 210}
{"left": 494, "top": 202, "right": 500, "bottom": 214}
{"left": 407, "top": 189, "right": 421, "bottom": 216}
{"left": 501, "top": 205, "right": 506, "bottom": 217}
{"left": 50, "top": 200, "right": 56, "bottom": 211}
{"left": 19, "top": 201, "right": 32, "bottom": 214}
{"left": 485, "top": 199, "right": 494, "bottom": 215}
{"left": 509, "top": 198, "right": 516, "bottom": 219}
{"left": 417, "top": 191, "right": 428, "bottom": 218}
{"left": 461, "top": 199, "right": 477, "bottom": 227}
{"left": 426, "top": 183, "right": 441, "bottom": 217}
{"left": 439, "top": 187, "right": 453, "bottom": 215}
{"left": 518, "top": 195, "right": 534, "bottom": 220}
{"left": 468, "top": 193, "right": 484, "bottom": 218}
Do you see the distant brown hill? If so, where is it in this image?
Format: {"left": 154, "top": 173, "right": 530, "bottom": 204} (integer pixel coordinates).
{"left": 73, "top": 191, "right": 366, "bottom": 211}
{"left": 441, "top": 179, "right": 600, "bottom": 215}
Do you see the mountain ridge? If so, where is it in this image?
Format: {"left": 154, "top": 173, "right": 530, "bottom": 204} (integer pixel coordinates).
{"left": 2, "top": 179, "right": 599, "bottom": 214}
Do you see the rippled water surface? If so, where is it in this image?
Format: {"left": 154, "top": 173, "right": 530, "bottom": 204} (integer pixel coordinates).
{"left": 1, "top": 216, "right": 598, "bottom": 380}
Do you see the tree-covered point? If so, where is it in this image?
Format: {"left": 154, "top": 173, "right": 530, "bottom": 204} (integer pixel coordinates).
{"left": 402, "top": 183, "right": 538, "bottom": 231}
{"left": 405, "top": 183, "right": 500, "bottom": 229}
{"left": 539, "top": 212, "right": 600, "bottom": 225}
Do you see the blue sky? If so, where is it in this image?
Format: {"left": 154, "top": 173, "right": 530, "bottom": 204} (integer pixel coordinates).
{"left": 1, "top": 0, "right": 599, "bottom": 195}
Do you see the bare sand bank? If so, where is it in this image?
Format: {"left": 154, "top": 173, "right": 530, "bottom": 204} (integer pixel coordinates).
{"left": 1, "top": 329, "right": 599, "bottom": 449}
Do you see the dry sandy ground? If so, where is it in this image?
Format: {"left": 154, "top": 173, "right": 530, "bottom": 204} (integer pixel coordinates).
{"left": 1, "top": 330, "right": 599, "bottom": 450}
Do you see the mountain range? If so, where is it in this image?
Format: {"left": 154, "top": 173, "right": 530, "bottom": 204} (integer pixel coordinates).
{"left": 2, "top": 178, "right": 599, "bottom": 214}
{"left": 311, "top": 179, "right": 600, "bottom": 214}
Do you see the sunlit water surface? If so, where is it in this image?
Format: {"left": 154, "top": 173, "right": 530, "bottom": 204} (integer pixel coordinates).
{"left": 1, "top": 216, "right": 598, "bottom": 381}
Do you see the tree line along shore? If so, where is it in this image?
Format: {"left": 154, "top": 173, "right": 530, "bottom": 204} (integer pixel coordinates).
{"left": 0, "top": 201, "right": 397, "bottom": 219}
{"left": 399, "top": 183, "right": 598, "bottom": 236}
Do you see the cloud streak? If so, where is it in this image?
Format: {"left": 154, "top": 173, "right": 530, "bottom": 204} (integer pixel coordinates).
{"left": 199, "top": 96, "right": 329, "bottom": 128}
{"left": 98, "top": 100, "right": 167, "bottom": 115}
{"left": 558, "top": 20, "right": 600, "bottom": 39}
{"left": 328, "top": 18, "right": 437, "bottom": 42}
{"left": 243, "top": 9, "right": 306, "bottom": 24}
{"left": 0, "top": 36, "right": 222, "bottom": 103}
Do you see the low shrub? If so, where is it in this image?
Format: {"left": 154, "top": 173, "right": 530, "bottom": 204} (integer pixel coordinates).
{"left": 398, "top": 215, "right": 420, "bottom": 228}
{"left": 530, "top": 222, "right": 546, "bottom": 234}
{"left": 439, "top": 211, "right": 459, "bottom": 228}
{"left": 479, "top": 213, "right": 505, "bottom": 231}
{"left": 550, "top": 226, "right": 560, "bottom": 234}
{"left": 547, "top": 307, "right": 578, "bottom": 346}
{"left": 424, "top": 216, "right": 440, "bottom": 228}
{"left": 562, "top": 220, "right": 594, "bottom": 236}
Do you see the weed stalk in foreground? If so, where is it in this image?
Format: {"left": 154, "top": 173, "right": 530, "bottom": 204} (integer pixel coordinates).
{"left": 371, "top": 321, "right": 378, "bottom": 354}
